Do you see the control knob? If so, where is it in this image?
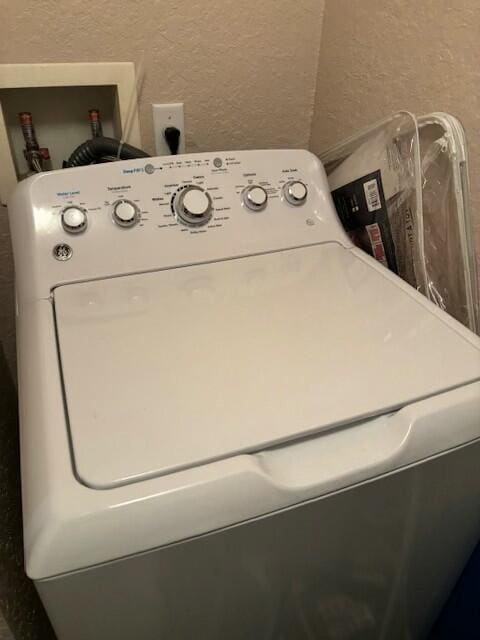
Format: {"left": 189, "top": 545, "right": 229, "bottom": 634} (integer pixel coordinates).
{"left": 283, "top": 180, "right": 308, "bottom": 206}
{"left": 242, "top": 185, "right": 268, "bottom": 211}
{"left": 61, "top": 206, "right": 88, "bottom": 234}
{"left": 113, "top": 200, "right": 139, "bottom": 228}
{"left": 174, "top": 186, "right": 213, "bottom": 227}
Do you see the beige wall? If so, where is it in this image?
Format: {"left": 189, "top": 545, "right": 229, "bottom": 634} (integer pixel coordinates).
{"left": 0, "top": 0, "right": 324, "bottom": 378}
{"left": 310, "top": 0, "right": 480, "bottom": 256}
{"left": 0, "top": 0, "right": 325, "bottom": 154}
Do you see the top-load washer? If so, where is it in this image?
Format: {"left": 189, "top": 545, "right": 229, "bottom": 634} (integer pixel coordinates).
{"left": 8, "top": 149, "right": 480, "bottom": 640}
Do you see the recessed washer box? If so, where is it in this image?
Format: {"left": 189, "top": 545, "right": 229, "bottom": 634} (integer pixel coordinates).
{"left": 0, "top": 62, "right": 141, "bottom": 204}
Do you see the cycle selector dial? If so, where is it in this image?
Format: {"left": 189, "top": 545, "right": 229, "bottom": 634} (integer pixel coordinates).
{"left": 283, "top": 181, "right": 308, "bottom": 206}
{"left": 61, "top": 206, "right": 88, "bottom": 234}
{"left": 174, "top": 186, "right": 213, "bottom": 227}
{"left": 243, "top": 186, "right": 268, "bottom": 211}
{"left": 113, "top": 200, "right": 139, "bottom": 228}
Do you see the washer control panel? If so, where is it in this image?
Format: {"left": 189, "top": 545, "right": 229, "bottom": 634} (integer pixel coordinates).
{"left": 8, "top": 149, "right": 348, "bottom": 302}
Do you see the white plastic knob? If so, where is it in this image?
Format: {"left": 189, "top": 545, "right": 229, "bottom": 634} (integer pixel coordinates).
{"left": 174, "top": 186, "right": 213, "bottom": 226}
{"left": 183, "top": 189, "right": 211, "bottom": 217}
{"left": 243, "top": 186, "right": 268, "bottom": 211}
{"left": 113, "top": 200, "right": 139, "bottom": 227}
{"left": 283, "top": 181, "right": 308, "bottom": 206}
{"left": 62, "top": 206, "right": 87, "bottom": 234}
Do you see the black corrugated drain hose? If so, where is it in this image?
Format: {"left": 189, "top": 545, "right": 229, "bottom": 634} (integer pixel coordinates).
{"left": 65, "top": 137, "right": 150, "bottom": 167}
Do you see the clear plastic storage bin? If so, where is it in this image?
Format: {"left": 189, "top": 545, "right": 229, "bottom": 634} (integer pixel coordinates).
{"left": 320, "top": 111, "right": 479, "bottom": 334}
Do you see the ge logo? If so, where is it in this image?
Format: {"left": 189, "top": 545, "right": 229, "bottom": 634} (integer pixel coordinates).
{"left": 53, "top": 243, "right": 73, "bottom": 261}
{"left": 213, "top": 157, "right": 223, "bottom": 168}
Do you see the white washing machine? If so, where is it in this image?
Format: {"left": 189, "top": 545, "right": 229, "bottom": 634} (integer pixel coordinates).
{"left": 8, "top": 150, "right": 480, "bottom": 640}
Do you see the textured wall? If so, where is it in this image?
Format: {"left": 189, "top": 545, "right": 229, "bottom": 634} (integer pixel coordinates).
{"left": 0, "top": 0, "right": 326, "bottom": 380}
{"left": 310, "top": 0, "right": 480, "bottom": 267}
{"left": 0, "top": 0, "right": 325, "bottom": 373}
{"left": 0, "top": 0, "right": 324, "bottom": 154}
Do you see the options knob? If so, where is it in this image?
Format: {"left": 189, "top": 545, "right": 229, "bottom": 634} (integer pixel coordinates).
{"left": 113, "top": 199, "right": 139, "bottom": 228}
{"left": 242, "top": 185, "right": 268, "bottom": 211}
{"left": 283, "top": 180, "right": 308, "bottom": 206}
{"left": 174, "top": 186, "right": 213, "bottom": 227}
{"left": 61, "top": 206, "right": 88, "bottom": 234}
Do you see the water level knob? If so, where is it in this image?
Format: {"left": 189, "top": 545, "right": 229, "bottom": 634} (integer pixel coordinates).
{"left": 61, "top": 206, "right": 88, "bottom": 234}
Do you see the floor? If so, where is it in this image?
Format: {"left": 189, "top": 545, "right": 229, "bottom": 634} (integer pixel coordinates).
{"left": 0, "top": 617, "right": 13, "bottom": 639}
{"left": 0, "top": 345, "right": 56, "bottom": 640}
{"left": 0, "top": 209, "right": 18, "bottom": 640}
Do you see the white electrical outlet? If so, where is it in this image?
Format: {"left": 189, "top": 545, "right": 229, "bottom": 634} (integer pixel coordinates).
{"left": 152, "top": 103, "right": 185, "bottom": 156}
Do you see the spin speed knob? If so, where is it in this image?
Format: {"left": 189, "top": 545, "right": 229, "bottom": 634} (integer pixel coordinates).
{"left": 283, "top": 180, "right": 308, "bottom": 206}
{"left": 61, "top": 206, "right": 88, "bottom": 234}
{"left": 242, "top": 186, "right": 268, "bottom": 211}
{"left": 174, "top": 186, "right": 213, "bottom": 226}
{"left": 113, "top": 200, "right": 139, "bottom": 228}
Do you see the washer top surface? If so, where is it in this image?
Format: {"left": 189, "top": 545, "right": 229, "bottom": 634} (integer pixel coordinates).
{"left": 54, "top": 243, "right": 480, "bottom": 489}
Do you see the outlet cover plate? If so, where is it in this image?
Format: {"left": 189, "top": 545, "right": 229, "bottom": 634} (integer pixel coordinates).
{"left": 152, "top": 103, "right": 185, "bottom": 156}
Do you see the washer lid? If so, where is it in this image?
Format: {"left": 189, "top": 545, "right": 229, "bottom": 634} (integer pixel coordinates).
{"left": 54, "top": 244, "right": 480, "bottom": 489}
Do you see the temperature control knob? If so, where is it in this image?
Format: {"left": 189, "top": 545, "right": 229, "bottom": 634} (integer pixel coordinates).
{"left": 61, "top": 206, "right": 88, "bottom": 234}
{"left": 283, "top": 181, "right": 308, "bottom": 206}
{"left": 242, "top": 185, "right": 268, "bottom": 211}
{"left": 174, "top": 186, "right": 213, "bottom": 227}
{"left": 113, "top": 199, "right": 139, "bottom": 228}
